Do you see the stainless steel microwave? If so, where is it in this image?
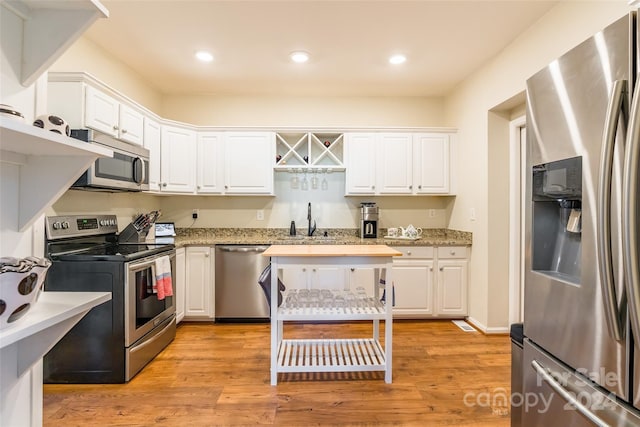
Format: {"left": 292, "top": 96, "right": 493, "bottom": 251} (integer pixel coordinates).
{"left": 70, "top": 129, "right": 150, "bottom": 192}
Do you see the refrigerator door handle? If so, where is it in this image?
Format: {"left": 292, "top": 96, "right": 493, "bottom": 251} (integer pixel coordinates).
{"left": 531, "top": 360, "right": 608, "bottom": 427}
{"left": 598, "top": 79, "right": 627, "bottom": 341}
{"left": 624, "top": 78, "right": 640, "bottom": 341}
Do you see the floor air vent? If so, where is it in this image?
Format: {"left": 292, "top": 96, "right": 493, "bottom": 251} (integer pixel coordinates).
{"left": 452, "top": 320, "right": 476, "bottom": 332}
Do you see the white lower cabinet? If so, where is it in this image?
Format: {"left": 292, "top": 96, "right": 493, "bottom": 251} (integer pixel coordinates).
{"left": 282, "top": 266, "right": 348, "bottom": 291}
{"left": 391, "top": 247, "right": 435, "bottom": 317}
{"left": 184, "top": 246, "right": 215, "bottom": 320}
{"left": 435, "top": 247, "right": 468, "bottom": 316}
{"left": 391, "top": 246, "right": 468, "bottom": 318}
{"left": 175, "top": 247, "right": 186, "bottom": 323}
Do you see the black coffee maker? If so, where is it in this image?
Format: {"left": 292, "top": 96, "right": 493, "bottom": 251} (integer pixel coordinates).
{"left": 360, "top": 202, "right": 378, "bottom": 238}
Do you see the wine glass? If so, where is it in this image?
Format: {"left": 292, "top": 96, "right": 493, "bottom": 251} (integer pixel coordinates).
{"left": 301, "top": 171, "right": 309, "bottom": 191}
{"left": 321, "top": 168, "right": 328, "bottom": 190}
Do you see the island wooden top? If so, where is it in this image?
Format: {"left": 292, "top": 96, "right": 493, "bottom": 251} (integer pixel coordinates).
{"left": 262, "top": 244, "right": 402, "bottom": 257}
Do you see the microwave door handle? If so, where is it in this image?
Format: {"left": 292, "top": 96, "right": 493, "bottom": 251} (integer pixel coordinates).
{"left": 133, "top": 157, "right": 146, "bottom": 185}
{"left": 598, "top": 79, "right": 626, "bottom": 341}
{"left": 624, "top": 79, "right": 640, "bottom": 341}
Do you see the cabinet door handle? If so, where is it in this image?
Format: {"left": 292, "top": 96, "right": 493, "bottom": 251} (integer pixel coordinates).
{"left": 122, "top": 129, "right": 128, "bottom": 134}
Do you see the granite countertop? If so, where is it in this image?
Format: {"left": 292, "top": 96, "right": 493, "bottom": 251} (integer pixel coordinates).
{"left": 174, "top": 228, "right": 471, "bottom": 247}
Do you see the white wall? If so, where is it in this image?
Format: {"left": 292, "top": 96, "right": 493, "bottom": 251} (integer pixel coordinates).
{"left": 49, "top": 36, "right": 163, "bottom": 114}
{"left": 445, "top": 0, "right": 632, "bottom": 331}
{"left": 161, "top": 94, "right": 444, "bottom": 128}
{"left": 157, "top": 172, "right": 452, "bottom": 229}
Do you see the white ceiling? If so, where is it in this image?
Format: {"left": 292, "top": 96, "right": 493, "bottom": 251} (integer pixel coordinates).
{"left": 83, "top": 0, "right": 559, "bottom": 97}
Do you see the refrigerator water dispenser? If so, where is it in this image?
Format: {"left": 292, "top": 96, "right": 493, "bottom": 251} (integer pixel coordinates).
{"left": 531, "top": 156, "right": 582, "bottom": 284}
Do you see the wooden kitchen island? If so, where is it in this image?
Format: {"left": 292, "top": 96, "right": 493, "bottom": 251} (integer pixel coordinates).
{"left": 263, "top": 244, "right": 402, "bottom": 385}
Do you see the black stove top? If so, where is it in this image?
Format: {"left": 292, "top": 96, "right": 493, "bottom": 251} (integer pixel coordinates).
{"left": 49, "top": 242, "right": 174, "bottom": 262}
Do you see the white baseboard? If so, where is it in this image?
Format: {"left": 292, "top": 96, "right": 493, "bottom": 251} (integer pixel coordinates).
{"left": 466, "top": 316, "right": 510, "bottom": 335}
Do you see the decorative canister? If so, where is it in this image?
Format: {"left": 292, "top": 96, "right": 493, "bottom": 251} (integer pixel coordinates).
{"left": 0, "top": 256, "right": 51, "bottom": 329}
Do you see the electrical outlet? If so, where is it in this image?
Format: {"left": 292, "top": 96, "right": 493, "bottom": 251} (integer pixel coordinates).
{"left": 257, "top": 209, "right": 264, "bottom": 221}
{"left": 192, "top": 209, "right": 199, "bottom": 220}
{"left": 429, "top": 209, "right": 436, "bottom": 218}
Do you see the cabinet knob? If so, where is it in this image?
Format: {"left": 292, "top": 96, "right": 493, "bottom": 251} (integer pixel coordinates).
{"left": 162, "top": 183, "right": 167, "bottom": 187}
{"left": 439, "top": 267, "right": 444, "bottom": 271}
{"left": 113, "top": 125, "right": 119, "bottom": 131}
{"left": 419, "top": 185, "right": 422, "bottom": 189}
{"left": 350, "top": 268, "right": 355, "bottom": 272}
{"left": 225, "top": 185, "right": 228, "bottom": 189}
{"left": 372, "top": 185, "right": 375, "bottom": 189}
{"left": 122, "top": 129, "right": 128, "bottom": 134}
{"left": 205, "top": 253, "right": 209, "bottom": 257}
{"left": 409, "top": 185, "right": 412, "bottom": 190}
{"left": 197, "top": 185, "right": 201, "bottom": 190}
{"left": 450, "top": 250, "right": 456, "bottom": 255}
{"left": 406, "top": 250, "right": 411, "bottom": 255}
{"left": 312, "top": 268, "right": 316, "bottom": 272}
{"left": 302, "top": 268, "right": 306, "bottom": 272}
{"left": 430, "top": 267, "right": 433, "bottom": 271}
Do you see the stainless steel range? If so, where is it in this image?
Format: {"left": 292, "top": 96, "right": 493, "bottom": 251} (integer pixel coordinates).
{"left": 43, "top": 214, "right": 176, "bottom": 383}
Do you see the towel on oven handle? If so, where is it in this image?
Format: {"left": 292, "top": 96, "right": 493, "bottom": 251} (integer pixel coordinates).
{"left": 154, "top": 255, "right": 173, "bottom": 300}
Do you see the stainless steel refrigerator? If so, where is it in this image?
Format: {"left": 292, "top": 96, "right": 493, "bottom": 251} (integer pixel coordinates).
{"left": 523, "top": 11, "right": 640, "bottom": 426}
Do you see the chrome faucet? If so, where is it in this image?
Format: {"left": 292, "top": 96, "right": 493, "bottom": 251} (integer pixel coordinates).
{"left": 307, "top": 202, "right": 316, "bottom": 236}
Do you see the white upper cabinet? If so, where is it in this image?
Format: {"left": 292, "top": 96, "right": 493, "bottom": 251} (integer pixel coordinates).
{"left": 196, "top": 132, "right": 224, "bottom": 194}
{"left": 378, "top": 133, "right": 413, "bottom": 194}
{"left": 84, "top": 85, "right": 144, "bottom": 145}
{"left": 143, "top": 118, "right": 162, "bottom": 191}
{"left": 345, "top": 131, "right": 455, "bottom": 196}
{"left": 48, "top": 78, "right": 145, "bottom": 146}
{"left": 84, "top": 85, "right": 119, "bottom": 136}
{"left": 117, "top": 103, "right": 144, "bottom": 146}
{"left": 414, "top": 133, "right": 450, "bottom": 194}
{"left": 224, "top": 132, "right": 275, "bottom": 195}
{"left": 160, "top": 125, "right": 197, "bottom": 193}
{"left": 344, "top": 133, "right": 377, "bottom": 194}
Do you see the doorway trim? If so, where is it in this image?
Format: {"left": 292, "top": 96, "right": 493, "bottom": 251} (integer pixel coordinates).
{"left": 509, "top": 115, "right": 526, "bottom": 325}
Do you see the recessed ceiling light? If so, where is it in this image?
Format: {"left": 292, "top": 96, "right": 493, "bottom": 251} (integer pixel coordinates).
{"left": 290, "top": 51, "right": 310, "bottom": 63}
{"left": 389, "top": 54, "right": 407, "bottom": 65}
{"left": 195, "top": 51, "right": 214, "bottom": 62}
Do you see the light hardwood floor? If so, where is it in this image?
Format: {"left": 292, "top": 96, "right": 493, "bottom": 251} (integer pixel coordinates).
{"left": 43, "top": 320, "right": 512, "bottom": 426}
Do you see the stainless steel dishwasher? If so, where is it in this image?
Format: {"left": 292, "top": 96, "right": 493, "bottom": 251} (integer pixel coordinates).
{"left": 215, "top": 245, "right": 271, "bottom": 321}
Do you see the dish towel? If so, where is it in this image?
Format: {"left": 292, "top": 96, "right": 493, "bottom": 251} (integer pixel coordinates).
{"left": 154, "top": 255, "right": 173, "bottom": 300}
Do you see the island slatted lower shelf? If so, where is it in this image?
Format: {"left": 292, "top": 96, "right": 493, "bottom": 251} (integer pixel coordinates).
{"left": 277, "top": 338, "right": 386, "bottom": 372}
{"left": 263, "top": 244, "right": 402, "bottom": 385}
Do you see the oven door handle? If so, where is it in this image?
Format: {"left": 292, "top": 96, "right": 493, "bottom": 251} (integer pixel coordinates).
{"left": 129, "top": 252, "right": 175, "bottom": 270}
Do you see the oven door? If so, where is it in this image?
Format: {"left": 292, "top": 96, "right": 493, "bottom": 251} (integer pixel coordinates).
{"left": 125, "top": 251, "right": 176, "bottom": 346}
